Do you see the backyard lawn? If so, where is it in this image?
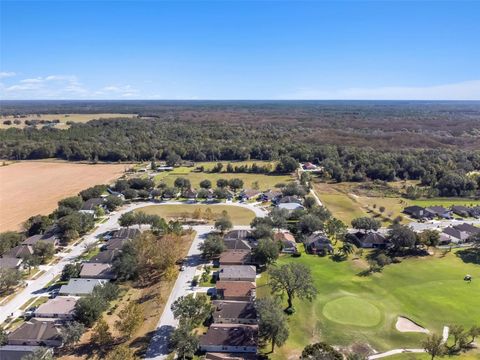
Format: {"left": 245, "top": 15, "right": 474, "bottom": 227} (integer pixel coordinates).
{"left": 135, "top": 204, "right": 256, "bottom": 225}
{"left": 257, "top": 249, "right": 480, "bottom": 360}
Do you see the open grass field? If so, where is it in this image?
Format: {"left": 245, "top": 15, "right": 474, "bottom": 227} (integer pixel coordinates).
{"left": 385, "top": 353, "right": 480, "bottom": 360}
{"left": 0, "top": 161, "right": 127, "bottom": 231}
{"left": 0, "top": 113, "right": 137, "bottom": 129}
{"left": 409, "top": 198, "right": 480, "bottom": 208}
{"left": 154, "top": 163, "right": 292, "bottom": 191}
{"left": 257, "top": 249, "right": 480, "bottom": 360}
{"left": 134, "top": 204, "right": 256, "bottom": 225}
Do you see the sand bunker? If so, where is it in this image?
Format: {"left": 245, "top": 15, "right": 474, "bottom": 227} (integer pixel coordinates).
{"left": 395, "top": 316, "right": 429, "bottom": 333}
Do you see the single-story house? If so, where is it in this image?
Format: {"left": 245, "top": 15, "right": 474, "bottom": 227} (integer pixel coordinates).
{"left": 80, "top": 263, "right": 117, "bottom": 280}
{"left": 205, "top": 353, "right": 258, "bottom": 360}
{"left": 0, "top": 257, "right": 23, "bottom": 270}
{"left": 7, "top": 319, "right": 63, "bottom": 347}
{"left": 260, "top": 189, "right": 282, "bottom": 203}
{"left": 403, "top": 205, "right": 431, "bottom": 219}
{"left": 454, "top": 222, "right": 480, "bottom": 236}
{"left": 104, "top": 237, "right": 129, "bottom": 251}
{"left": 199, "top": 324, "right": 258, "bottom": 353}
{"left": 305, "top": 232, "right": 333, "bottom": 255}
{"left": 182, "top": 188, "right": 198, "bottom": 200}
{"left": 351, "top": 231, "right": 389, "bottom": 249}
{"left": 238, "top": 189, "right": 261, "bottom": 201}
{"left": 0, "top": 345, "right": 53, "bottom": 360}
{"left": 224, "top": 230, "right": 253, "bottom": 242}
{"left": 219, "top": 250, "right": 252, "bottom": 266}
{"left": 59, "top": 278, "right": 108, "bottom": 296}
{"left": 273, "top": 231, "right": 297, "bottom": 253}
{"left": 425, "top": 206, "right": 452, "bottom": 219}
{"left": 79, "top": 197, "right": 105, "bottom": 215}
{"left": 469, "top": 206, "right": 480, "bottom": 218}
{"left": 451, "top": 205, "right": 472, "bottom": 218}
{"left": 89, "top": 249, "right": 120, "bottom": 264}
{"left": 443, "top": 227, "right": 470, "bottom": 243}
{"left": 22, "top": 234, "right": 59, "bottom": 247}
{"left": 302, "top": 162, "right": 318, "bottom": 170}
{"left": 34, "top": 297, "right": 77, "bottom": 319}
{"left": 278, "top": 202, "right": 305, "bottom": 212}
{"left": 5, "top": 245, "right": 34, "bottom": 259}
{"left": 212, "top": 300, "right": 257, "bottom": 324}
{"left": 218, "top": 265, "right": 256, "bottom": 282}
{"left": 223, "top": 240, "right": 252, "bottom": 251}
{"left": 110, "top": 227, "right": 141, "bottom": 240}
{"left": 215, "top": 281, "right": 256, "bottom": 301}
{"left": 277, "top": 196, "right": 302, "bottom": 205}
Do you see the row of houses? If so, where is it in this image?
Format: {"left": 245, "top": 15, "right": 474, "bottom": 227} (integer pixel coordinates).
{"left": 404, "top": 205, "right": 480, "bottom": 220}
{"left": 0, "top": 227, "right": 141, "bottom": 360}
{"left": 199, "top": 230, "right": 260, "bottom": 358}
{"left": 440, "top": 222, "right": 480, "bottom": 244}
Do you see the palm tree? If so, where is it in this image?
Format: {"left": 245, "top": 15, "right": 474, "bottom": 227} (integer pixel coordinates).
{"left": 340, "top": 242, "right": 355, "bottom": 258}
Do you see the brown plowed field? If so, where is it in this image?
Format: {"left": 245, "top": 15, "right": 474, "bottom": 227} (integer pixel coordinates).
{"left": 0, "top": 161, "right": 127, "bottom": 231}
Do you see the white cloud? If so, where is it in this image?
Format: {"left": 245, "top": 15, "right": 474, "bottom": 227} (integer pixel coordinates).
{"left": 279, "top": 80, "right": 480, "bottom": 100}
{"left": 0, "top": 72, "right": 16, "bottom": 79}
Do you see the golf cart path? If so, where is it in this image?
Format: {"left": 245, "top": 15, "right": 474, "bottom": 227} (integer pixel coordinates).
{"left": 368, "top": 326, "right": 450, "bottom": 359}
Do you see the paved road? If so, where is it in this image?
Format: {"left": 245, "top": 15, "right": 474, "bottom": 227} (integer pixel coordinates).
{"left": 0, "top": 200, "right": 266, "bottom": 325}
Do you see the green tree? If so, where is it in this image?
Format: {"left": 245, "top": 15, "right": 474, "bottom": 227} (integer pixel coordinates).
{"left": 339, "top": 242, "right": 356, "bottom": 258}
{"left": 228, "top": 178, "right": 244, "bottom": 192}
{"left": 169, "top": 323, "right": 199, "bottom": 360}
{"left": 300, "top": 342, "right": 343, "bottom": 360}
{"left": 252, "top": 223, "right": 274, "bottom": 240}
{"left": 119, "top": 212, "right": 136, "bottom": 228}
{"left": 257, "top": 297, "right": 289, "bottom": 352}
{"left": 0, "top": 231, "right": 24, "bottom": 256}
{"left": 174, "top": 177, "right": 191, "bottom": 190}
{"left": 61, "top": 321, "right": 85, "bottom": 347}
{"left": 216, "top": 178, "right": 228, "bottom": 188}
{"left": 61, "top": 262, "right": 82, "bottom": 281}
{"left": 0, "top": 327, "right": 7, "bottom": 345}
{"left": 92, "top": 318, "right": 113, "bottom": 346}
{"left": 58, "top": 196, "right": 84, "bottom": 211}
{"left": 298, "top": 214, "right": 323, "bottom": 235}
{"left": 0, "top": 268, "right": 22, "bottom": 294}
{"left": 199, "top": 179, "right": 212, "bottom": 189}
{"left": 269, "top": 263, "right": 318, "bottom": 310}
{"left": 115, "top": 302, "right": 144, "bottom": 339}
{"left": 32, "top": 241, "right": 55, "bottom": 263}
{"left": 199, "top": 234, "right": 225, "bottom": 260}
{"left": 171, "top": 293, "right": 213, "bottom": 327}
{"left": 325, "top": 218, "right": 347, "bottom": 244}
{"left": 74, "top": 294, "right": 108, "bottom": 327}
{"left": 253, "top": 238, "right": 280, "bottom": 266}
{"left": 418, "top": 229, "right": 441, "bottom": 248}
{"left": 351, "top": 217, "right": 381, "bottom": 232}
{"left": 270, "top": 208, "right": 289, "bottom": 230}
{"left": 422, "top": 333, "right": 446, "bottom": 360}
{"left": 20, "top": 348, "right": 54, "bottom": 360}
{"left": 276, "top": 156, "right": 298, "bottom": 173}
{"left": 214, "top": 216, "right": 233, "bottom": 233}
{"left": 388, "top": 224, "right": 417, "bottom": 250}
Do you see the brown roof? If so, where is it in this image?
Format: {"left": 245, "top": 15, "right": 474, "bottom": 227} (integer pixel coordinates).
{"left": 35, "top": 297, "right": 77, "bottom": 317}
{"left": 219, "top": 250, "right": 251, "bottom": 265}
{"left": 274, "top": 231, "right": 295, "bottom": 242}
{"left": 212, "top": 301, "right": 257, "bottom": 322}
{"left": 200, "top": 324, "right": 258, "bottom": 348}
{"left": 216, "top": 281, "right": 256, "bottom": 298}
{"left": 7, "top": 319, "right": 62, "bottom": 344}
{"left": 79, "top": 263, "right": 116, "bottom": 278}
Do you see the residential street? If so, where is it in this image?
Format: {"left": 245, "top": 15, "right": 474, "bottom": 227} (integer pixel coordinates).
{"left": 0, "top": 200, "right": 266, "bottom": 325}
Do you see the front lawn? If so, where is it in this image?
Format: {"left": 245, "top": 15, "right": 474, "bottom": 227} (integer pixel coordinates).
{"left": 257, "top": 249, "right": 480, "bottom": 360}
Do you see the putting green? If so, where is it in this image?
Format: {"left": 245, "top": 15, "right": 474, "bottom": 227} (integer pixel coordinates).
{"left": 322, "top": 296, "right": 382, "bottom": 327}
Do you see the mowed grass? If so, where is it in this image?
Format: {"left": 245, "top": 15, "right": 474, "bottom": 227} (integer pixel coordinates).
{"left": 257, "top": 250, "right": 480, "bottom": 359}
{"left": 385, "top": 353, "right": 480, "bottom": 360}
{"left": 409, "top": 198, "right": 480, "bottom": 207}
{"left": 135, "top": 204, "right": 256, "bottom": 225}
{"left": 154, "top": 165, "right": 293, "bottom": 191}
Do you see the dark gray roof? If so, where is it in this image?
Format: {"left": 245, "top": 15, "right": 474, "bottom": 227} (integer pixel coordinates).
{"left": 111, "top": 227, "right": 141, "bottom": 240}
{"left": 454, "top": 223, "right": 480, "bottom": 235}
{"left": 7, "top": 319, "right": 62, "bottom": 344}
{"left": 305, "top": 232, "right": 331, "bottom": 245}
{"left": 213, "top": 301, "right": 257, "bottom": 322}
{"left": 356, "top": 232, "right": 388, "bottom": 245}
{"left": 200, "top": 324, "right": 258, "bottom": 348}
{"left": 219, "top": 265, "right": 256, "bottom": 280}
{"left": 0, "top": 345, "right": 50, "bottom": 360}
{"left": 22, "top": 234, "right": 59, "bottom": 246}
{"left": 224, "top": 230, "right": 252, "bottom": 242}
{"left": 426, "top": 206, "right": 450, "bottom": 215}
{"left": 89, "top": 249, "right": 120, "bottom": 264}
{"left": 5, "top": 245, "right": 33, "bottom": 259}
{"left": 223, "top": 239, "right": 252, "bottom": 251}
{"left": 278, "top": 196, "right": 302, "bottom": 204}
{"left": 81, "top": 197, "right": 105, "bottom": 211}
{"left": 105, "top": 237, "right": 129, "bottom": 251}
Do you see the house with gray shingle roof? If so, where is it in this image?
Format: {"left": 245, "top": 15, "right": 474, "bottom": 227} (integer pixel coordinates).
{"left": 59, "top": 278, "right": 108, "bottom": 296}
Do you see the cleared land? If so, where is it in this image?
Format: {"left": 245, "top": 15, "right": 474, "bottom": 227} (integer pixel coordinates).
{"left": 0, "top": 161, "right": 126, "bottom": 231}
{"left": 257, "top": 249, "right": 480, "bottom": 359}
{"left": 135, "top": 204, "right": 256, "bottom": 225}
{"left": 154, "top": 161, "right": 292, "bottom": 191}
{"left": 0, "top": 113, "right": 137, "bottom": 129}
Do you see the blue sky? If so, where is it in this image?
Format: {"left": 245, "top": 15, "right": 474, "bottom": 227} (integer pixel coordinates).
{"left": 1, "top": 1, "right": 479, "bottom": 100}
